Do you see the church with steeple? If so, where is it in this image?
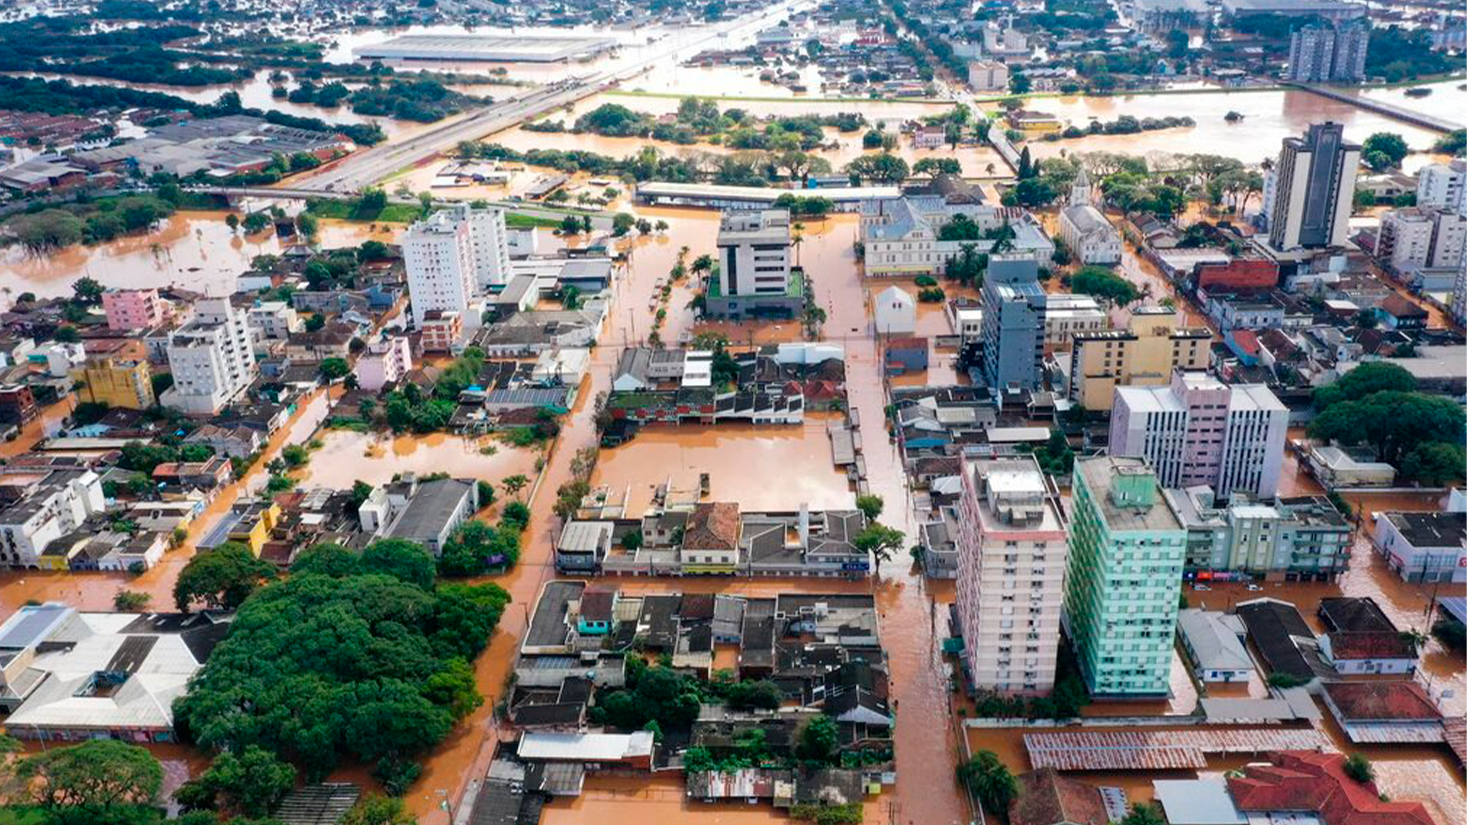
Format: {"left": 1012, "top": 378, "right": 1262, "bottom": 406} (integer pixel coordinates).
{"left": 1059, "top": 166, "right": 1122, "bottom": 265}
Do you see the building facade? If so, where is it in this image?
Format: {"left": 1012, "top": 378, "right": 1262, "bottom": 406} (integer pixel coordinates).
{"left": 1063, "top": 457, "right": 1186, "bottom": 696}
{"left": 1286, "top": 21, "right": 1369, "bottom": 83}
{"left": 102, "top": 289, "right": 167, "bottom": 332}
{"left": 954, "top": 457, "right": 1069, "bottom": 695}
{"left": 403, "top": 204, "right": 509, "bottom": 327}
{"left": 1266, "top": 122, "right": 1360, "bottom": 252}
{"left": 72, "top": 357, "right": 155, "bottom": 410}
{"left": 355, "top": 337, "right": 413, "bottom": 392}
{"left": 1377, "top": 208, "right": 1467, "bottom": 273}
{"left": 980, "top": 256, "right": 1046, "bottom": 391}
{"left": 1066, "top": 308, "right": 1211, "bottom": 411}
{"left": 1417, "top": 159, "right": 1466, "bottom": 215}
{"left": 1110, "top": 372, "right": 1288, "bottom": 498}
{"left": 0, "top": 470, "right": 107, "bottom": 568}
{"left": 1041, "top": 294, "right": 1106, "bottom": 348}
{"left": 1164, "top": 487, "right": 1352, "bottom": 580}
{"left": 160, "top": 298, "right": 257, "bottom": 415}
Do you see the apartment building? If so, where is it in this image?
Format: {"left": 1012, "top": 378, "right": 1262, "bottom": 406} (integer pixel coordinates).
{"left": 1286, "top": 21, "right": 1369, "bottom": 83}
{"left": 953, "top": 457, "right": 1069, "bottom": 695}
{"left": 246, "top": 300, "right": 302, "bottom": 340}
{"left": 1415, "top": 158, "right": 1465, "bottom": 215}
{"left": 101, "top": 288, "right": 167, "bottom": 332}
{"left": 1041, "top": 294, "right": 1106, "bottom": 348}
{"left": 1063, "top": 456, "right": 1186, "bottom": 697}
{"left": 421, "top": 310, "right": 464, "bottom": 354}
{"left": 160, "top": 298, "right": 257, "bottom": 415}
{"left": 967, "top": 59, "right": 1009, "bottom": 92}
{"left": 0, "top": 469, "right": 107, "bottom": 568}
{"left": 1110, "top": 372, "right": 1288, "bottom": 498}
{"left": 72, "top": 357, "right": 155, "bottom": 410}
{"left": 1066, "top": 308, "right": 1211, "bottom": 411}
{"left": 980, "top": 256, "right": 1046, "bottom": 391}
{"left": 1163, "top": 487, "right": 1352, "bottom": 581}
{"left": 403, "top": 204, "right": 508, "bottom": 327}
{"left": 1266, "top": 123, "right": 1360, "bottom": 253}
{"left": 355, "top": 337, "right": 413, "bottom": 392}
{"left": 1377, "top": 208, "right": 1467, "bottom": 273}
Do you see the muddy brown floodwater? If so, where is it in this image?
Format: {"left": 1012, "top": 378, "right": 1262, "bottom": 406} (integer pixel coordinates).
{"left": 0, "top": 213, "right": 394, "bottom": 299}
{"left": 293, "top": 430, "right": 544, "bottom": 491}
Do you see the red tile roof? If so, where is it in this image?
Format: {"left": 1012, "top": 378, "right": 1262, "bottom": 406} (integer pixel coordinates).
{"left": 1326, "top": 631, "right": 1414, "bottom": 661}
{"left": 1322, "top": 681, "right": 1442, "bottom": 722}
{"left": 1380, "top": 294, "right": 1427, "bottom": 319}
{"left": 1008, "top": 768, "right": 1109, "bottom": 825}
{"left": 1227, "top": 751, "right": 1436, "bottom": 825}
{"left": 1230, "top": 328, "right": 1261, "bottom": 356}
{"left": 685, "top": 502, "right": 741, "bottom": 552}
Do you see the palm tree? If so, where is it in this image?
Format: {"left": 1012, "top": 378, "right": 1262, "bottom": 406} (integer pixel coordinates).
{"left": 1400, "top": 628, "right": 1429, "bottom": 654}
{"left": 958, "top": 750, "right": 1017, "bottom": 819}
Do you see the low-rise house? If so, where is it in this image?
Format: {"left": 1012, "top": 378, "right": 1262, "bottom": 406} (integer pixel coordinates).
{"left": 1376, "top": 294, "right": 1428, "bottom": 330}
{"left": 556, "top": 520, "right": 615, "bottom": 574}
{"left": 1177, "top": 609, "right": 1254, "bottom": 683}
{"left": 884, "top": 337, "right": 928, "bottom": 375}
{"left": 1008, "top": 768, "right": 1115, "bottom": 825}
{"left": 152, "top": 457, "right": 234, "bottom": 495}
{"left": 1373, "top": 510, "right": 1465, "bottom": 583}
{"left": 1317, "top": 597, "right": 1417, "bottom": 675}
{"left": 682, "top": 502, "right": 742, "bottom": 574}
{"left": 1226, "top": 751, "right": 1435, "bottom": 825}
{"left": 1305, "top": 443, "right": 1396, "bottom": 488}
{"left": 1319, "top": 681, "right": 1444, "bottom": 745}
{"left": 183, "top": 423, "right": 265, "bottom": 459}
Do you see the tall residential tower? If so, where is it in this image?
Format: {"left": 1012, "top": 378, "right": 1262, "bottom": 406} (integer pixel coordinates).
{"left": 954, "top": 457, "right": 1069, "bottom": 695}
{"left": 1063, "top": 456, "right": 1186, "bottom": 697}
{"left": 1265, "top": 122, "right": 1360, "bottom": 253}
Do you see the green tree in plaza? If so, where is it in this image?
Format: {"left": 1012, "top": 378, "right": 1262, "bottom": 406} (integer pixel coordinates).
{"left": 16, "top": 739, "right": 163, "bottom": 809}
{"left": 1069, "top": 266, "right": 1140, "bottom": 307}
{"left": 1362, "top": 132, "right": 1408, "bottom": 172}
{"left": 173, "top": 542, "right": 276, "bottom": 612}
{"left": 855, "top": 494, "right": 884, "bottom": 522}
{"left": 175, "top": 745, "right": 296, "bottom": 818}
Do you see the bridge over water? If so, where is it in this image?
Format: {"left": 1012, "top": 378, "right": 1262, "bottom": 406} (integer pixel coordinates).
{"left": 1282, "top": 82, "right": 1465, "bottom": 134}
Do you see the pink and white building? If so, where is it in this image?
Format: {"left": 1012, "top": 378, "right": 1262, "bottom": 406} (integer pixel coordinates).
{"left": 954, "top": 456, "right": 1069, "bottom": 695}
{"left": 102, "top": 289, "right": 167, "bottom": 331}
{"left": 1110, "top": 371, "right": 1288, "bottom": 499}
{"left": 355, "top": 337, "right": 413, "bottom": 392}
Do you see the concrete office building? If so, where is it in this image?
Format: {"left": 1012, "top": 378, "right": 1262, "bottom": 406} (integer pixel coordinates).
{"left": 1110, "top": 372, "right": 1288, "bottom": 498}
{"left": 1066, "top": 308, "right": 1211, "bottom": 411}
{"left": 967, "top": 60, "right": 1009, "bottom": 92}
{"left": 954, "top": 457, "right": 1069, "bottom": 695}
{"left": 980, "top": 256, "right": 1046, "bottom": 391}
{"left": 1377, "top": 208, "right": 1467, "bottom": 273}
{"left": 1041, "top": 294, "right": 1107, "bottom": 348}
{"left": 161, "top": 298, "right": 256, "bottom": 415}
{"left": 708, "top": 209, "right": 803, "bottom": 318}
{"left": 1417, "top": 159, "right": 1466, "bottom": 215}
{"left": 403, "top": 204, "right": 510, "bottom": 327}
{"left": 1063, "top": 456, "right": 1186, "bottom": 697}
{"left": 1287, "top": 21, "right": 1369, "bottom": 83}
{"left": 1265, "top": 123, "right": 1360, "bottom": 253}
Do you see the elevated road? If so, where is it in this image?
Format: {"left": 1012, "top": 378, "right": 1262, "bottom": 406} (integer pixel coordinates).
{"left": 188, "top": 184, "right": 614, "bottom": 228}
{"left": 294, "top": 0, "right": 812, "bottom": 194}
{"left": 1282, "top": 82, "right": 1465, "bottom": 133}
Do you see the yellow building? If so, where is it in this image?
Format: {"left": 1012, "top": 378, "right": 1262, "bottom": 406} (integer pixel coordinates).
{"left": 73, "top": 358, "right": 155, "bottom": 410}
{"left": 1067, "top": 307, "right": 1212, "bottom": 411}
{"left": 225, "top": 500, "right": 281, "bottom": 557}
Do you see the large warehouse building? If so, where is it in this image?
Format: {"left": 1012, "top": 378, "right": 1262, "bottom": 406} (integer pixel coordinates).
{"left": 355, "top": 34, "right": 617, "bottom": 63}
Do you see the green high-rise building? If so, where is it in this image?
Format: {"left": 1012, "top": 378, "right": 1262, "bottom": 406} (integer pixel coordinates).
{"left": 1063, "top": 456, "right": 1187, "bottom": 697}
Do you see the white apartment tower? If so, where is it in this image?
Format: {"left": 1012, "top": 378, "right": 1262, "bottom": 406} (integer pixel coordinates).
{"left": 403, "top": 204, "right": 511, "bottom": 328}
{"left": 1417, "top": 159, "right": 1466, "bottom": 215}
{"left": 1110, "top": 372, "right": 1289, "bottom": 499}
{"left": 161, "top": 298, "right": 257, "bottom": 415}
{"left": 1378, "top": 208, "right": 1467, "bottom": 273}
{"left": 954, "top": 457, "right": 1069, "bottom": 695}
{"left": 1267, "top": 123, "right": 1360, "bottom": 252}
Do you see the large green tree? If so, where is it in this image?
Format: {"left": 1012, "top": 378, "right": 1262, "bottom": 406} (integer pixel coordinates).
{"left": 360, "top": 538, "right": 437, "bottom": 589}
{"left": 175, "top": 746, "right": 296, "bottom": 818}
{"left": 1069, "top": 266, "right": 1140, "bottom": 307}
{"left": 1312, "top": 362, "right": 1415, "bottom": 410}
{"left": 1307, "top": 391, "right": 1464, "bottom": 464}
{"left": 17, "top": 740, "right": 162, "bottom": 809}
{"left": 173, "top": 542, "right": 276, "bottom": 612}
